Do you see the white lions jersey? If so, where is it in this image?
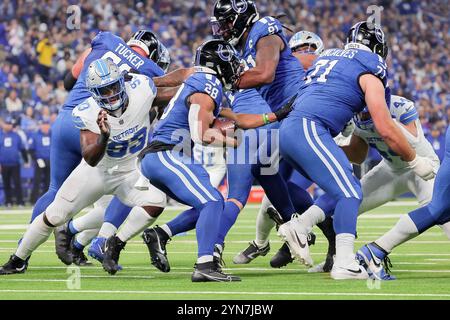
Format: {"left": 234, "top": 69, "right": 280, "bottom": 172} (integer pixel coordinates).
{"left": 72, "top": 74, "right": 156, "bottom": 172}
{"left": 354, "top": 95, "right": 440, "bottom": 170}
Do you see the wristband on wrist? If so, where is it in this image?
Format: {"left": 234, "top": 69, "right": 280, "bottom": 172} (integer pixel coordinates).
{"left": 262, "top": 113, "right": 270, "bottom": 124}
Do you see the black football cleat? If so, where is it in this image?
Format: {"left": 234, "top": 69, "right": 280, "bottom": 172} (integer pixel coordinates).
{"left": 317, "top": 216, "right": 336, "bottom": 272}
{"left": 214, "top": 243, "right": 225, "bottom": 272}
{"left": 266, "top": 207, "right": 285, "bottom": 229}
{"left": 54, "top": 223, "right": 74, "bottom": 265}
{"left": 233, "top": 241, "right": 270, "bottom": 264}
{"left": 0, "top": 255, "right": 28, "bottom": 275}
{"left": 270, "top": 243, "right": 294, "bottom": 268}
{"left": 71, "top": 241, "right": 92, "bottom": 266}
{"left": 102, "top": 236, "right": 126, "bottom": 275}
{"left": 191, "top": 261, "right": 241, "bottom": 282}
{"left": 142, "top": 226, "right": 171, "bottom": 273}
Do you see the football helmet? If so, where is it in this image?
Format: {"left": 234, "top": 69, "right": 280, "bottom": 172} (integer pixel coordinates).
{"left": 289, "top": 31, "right": 324, "bottom": 55}
{"left": 194, "top": 39, "right": 242, "bottom": 91}
{"left": 211, "top": 0, "right": 259, "bottom": 46}
{"left": 127, "top": 30, "right": 171, "bottom": 72}
{"left": 86, "top": 58, "right": 127, "bottom": 112}
{"left": 345, "top": 21, "right": 388, "bottom": 59}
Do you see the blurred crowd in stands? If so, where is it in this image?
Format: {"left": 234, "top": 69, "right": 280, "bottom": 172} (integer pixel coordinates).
{"left": 0, "top": 0, "right": 448, "bottom": 206}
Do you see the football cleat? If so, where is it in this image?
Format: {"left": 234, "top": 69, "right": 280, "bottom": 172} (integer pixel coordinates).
{"left": 330, "top": 259, "right": 369, "bottom": 280}
{"left": 54, "top": 223, "right": 74, "bottom": 265}
{"left": 266, "top": 207, "right": 284, "bottom": 229}
{"left": 356, "top": 243, "right": 396, "bottom": 280}
{"left": 308, "top": 255, "right": 335, "bottom": 273}
{"left": 214, "top": 243, "right": 225, "bottom": 271}
{"left": 0, "top": 255, "right": 28, "bottom": 275}
{"left": 89, "top": 237, "right": 122, "bottom": 270}
{"left": 270, "top": 243, "right": 293, "bottom": 268}
{"left": 88, "top": 237, "right": 106, "bottom": 263}
{"left": 277, "top": 216, "right": 314, "bottom": 267}
{"left": 191, "top": 261, "right": 241, "bottom": 282}
{"left": 102, "top": 236, "right": 126, "bottom": 275}
{"left": 71, "top": 242, "right": 92, "bottom": 267}
{"left": 142, "top": 227, "right": 171, "bottom": 273}
{"left": 233, "top": 241, "right": 270, "bottom": 264}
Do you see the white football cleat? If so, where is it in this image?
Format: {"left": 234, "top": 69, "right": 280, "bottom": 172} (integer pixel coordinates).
{"left": 330, "top": 259, "right": 369, "bottom": 280}
{"left": 308, "top": 261, "right": 325, "bottom": 273}
{"left": 277, "top": 218, "right": 313, "bottom": 267}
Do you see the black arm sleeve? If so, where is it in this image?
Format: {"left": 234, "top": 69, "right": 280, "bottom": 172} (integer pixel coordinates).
{"left": 64, "top": 70, "right": 78, "bottom": 91}
{"left": 21, "top": 149, "right": 30, "bottom": 164}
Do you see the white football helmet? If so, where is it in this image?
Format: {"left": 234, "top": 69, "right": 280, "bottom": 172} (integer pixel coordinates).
{"left": 289, "top": 31, "right": 324, "bottom": 55}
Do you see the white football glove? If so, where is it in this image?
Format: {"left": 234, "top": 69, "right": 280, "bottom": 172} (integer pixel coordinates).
{"left": 341, "top": 120, "right": 355, "bottom": 137}
{"left": 408, "top": 155, "right": 437, "bottom": 181}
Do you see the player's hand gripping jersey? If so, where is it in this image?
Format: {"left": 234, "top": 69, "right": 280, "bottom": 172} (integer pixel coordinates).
{"left": 72, "top": 73, "right": 157, "bottom": 172}
{"left": 64, "top": 32, "right": 164, "bottom": 111}
{"left": 354, "top": 95, "right": 440, "bottom": 171}
{"left": 291, "top": 45, "right": 390, "bottom": 136}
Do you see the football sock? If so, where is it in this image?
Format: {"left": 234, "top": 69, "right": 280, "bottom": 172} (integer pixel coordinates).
{"left": 98, "top": 222, "right": 118, "bottom": 239}
{"left": 16, "top": 213, "right": 53, "bottom": 260}
{"left": 297, "top": 205, "right": 326, "bottom": 232}
{"left": 335, "top": 233, "right": 355, "bottom": 266}
{"left": 75, "top": 228, "right": 100, "bottom": 247}
{"left": 197, "top": 255, "right": 214, "bottom": 264}
{"left": 216, "top": 201, "right": 241, "bottom": 245}
{"left": 117, "top": 207, "right": 156, "bottom": 242}
{"left": 375, "top": 213, "right": 420, "bottom": 253}
{"left": 439, "top": 221, "right": 450, "bottom": 240}
{"left": 104, "top": 197, "right": 132, "bottom": 229}
{"left": 160, "top": 224, "right": 173, "bottom": 238}
{"left": 332, "top": 197, "right": 360, "bottom": 235}
{"left": 166, "top": 208, "right": 199, "bottom": 236}
{"left": 196, "top": 200, "right": 224, "bottom": 258}
{"left": 71, "top": 206, "right": 104, "bottom": 233}
{"left": 255, "top": 195, "right": 275, "bottom": 247}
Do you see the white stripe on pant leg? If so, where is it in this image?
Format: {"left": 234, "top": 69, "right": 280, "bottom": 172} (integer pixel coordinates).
{"left": 310, "top": 121, "right": 360, "bottom": 199}
{"left": 157, "top": 152, "right": 208, "bottom": 204}
{"left": 165, "top": 151, "right": 217, "bottom": 201}
{"left": 302, "top": 118, "right": 351, "bottom": 198}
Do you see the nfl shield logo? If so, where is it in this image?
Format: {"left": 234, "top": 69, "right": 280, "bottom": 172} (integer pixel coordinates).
{"left": 119, "top": 119, "right": 124, "bottom": 125}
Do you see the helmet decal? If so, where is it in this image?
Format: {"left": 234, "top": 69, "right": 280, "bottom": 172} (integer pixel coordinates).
{"left": 217, "top": 44, "right": 233, "bottom": 61}
{"left": 231, "top": 0, "right": 248, "bottom": 13}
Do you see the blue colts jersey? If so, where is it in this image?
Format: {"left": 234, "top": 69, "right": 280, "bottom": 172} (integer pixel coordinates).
{"left": 291, "top": 46, "right": 389, "bottom": 136}
{"left": 63, "top": 32, "right": 164, "bottom": 110}
{"left": 241, "top": 16, "right": 304, "bottom": 112}
{"left": 152, "top": 72, "right": 223, "bottom": 146}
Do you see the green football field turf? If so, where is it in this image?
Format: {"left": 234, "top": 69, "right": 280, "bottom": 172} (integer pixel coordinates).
{"left": 0, "top": 201, "right": 449, "bottom": 300}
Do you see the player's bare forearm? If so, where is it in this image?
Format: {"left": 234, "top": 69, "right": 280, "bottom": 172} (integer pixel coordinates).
{"left": 361, "top": 73, "right": 415, "bottom": 162}
{"left": 80, "top": 130, "right": 108, "bottom": 167}
{"left": 237, "top": 35, "right": 282, "bottom": 89}
{"left": 224, "top": 112, "right": 277, "bottom": 129}
{"left": 154, "top": 86, "right": 179, "bottom": 107}
{"left": 153, "top": 67, "right": 194, "bottom": 87}
{"left": 341, "top": 135, "right": 368, "bottom": 164}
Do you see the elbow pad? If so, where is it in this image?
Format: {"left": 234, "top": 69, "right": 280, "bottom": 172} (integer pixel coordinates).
{"left": 64, "top": 71, "right": 77, "bottom": 91}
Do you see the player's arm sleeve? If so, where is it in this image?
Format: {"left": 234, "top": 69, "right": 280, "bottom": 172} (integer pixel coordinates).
{"left": 399, "top": 101, "right": 418, "bottom": 125}
{"left": 72, "top": 103, "right": 100, "bottom": 134}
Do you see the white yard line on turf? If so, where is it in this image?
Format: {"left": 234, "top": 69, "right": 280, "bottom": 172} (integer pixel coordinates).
{"left": 0, "top": 201, "right": 419, "bottom": 215}
{"left": 0, "top": 289, "right": 447, "bottom": 298}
